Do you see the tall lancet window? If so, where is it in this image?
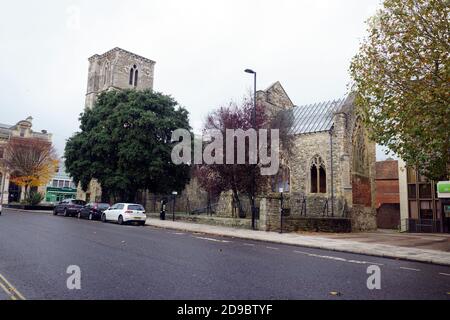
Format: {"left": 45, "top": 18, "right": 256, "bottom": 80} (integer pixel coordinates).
{"left": 134, "top": 69, "right": 139, "bottom": 87}
{"left": 310, "top": 155, "right": 326, "bottom": 194}
{"left": 129, "top": 65, "right": 138, "bottom": 87}
{"left": 104, "top": 62, "right": 110, "bottom": 85}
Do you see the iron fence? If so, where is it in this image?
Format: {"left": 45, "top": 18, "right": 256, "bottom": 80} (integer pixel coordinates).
{"left": 404, "top": 219, "right": 441, "bottom": 233}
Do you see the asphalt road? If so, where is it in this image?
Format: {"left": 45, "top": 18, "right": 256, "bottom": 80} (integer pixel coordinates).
{"left": 0, "top": 209, "right": 449, "bottom": 300}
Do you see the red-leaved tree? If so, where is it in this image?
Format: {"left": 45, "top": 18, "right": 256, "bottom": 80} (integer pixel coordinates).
{"left": 194, "top": 96, "right": 269, "bottom": 217}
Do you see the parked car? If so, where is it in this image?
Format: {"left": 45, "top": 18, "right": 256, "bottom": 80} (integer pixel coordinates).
{"left": 53, "top": 199, "right": 86, "bottom": 217}
{"left": 78, "top": 203, "right": 110, "bottom": 221}
{"left": 101, "top": 203, "right": 147, "bottom": 226}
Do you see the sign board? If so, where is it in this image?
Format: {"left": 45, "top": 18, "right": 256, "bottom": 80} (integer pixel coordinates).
{"left": 437, "top": 181, "right": 450, "bottom": 199}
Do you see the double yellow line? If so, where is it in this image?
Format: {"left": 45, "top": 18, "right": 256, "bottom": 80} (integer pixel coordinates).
{"left": 0, "top": 273, "right": 25, "bottom": 300}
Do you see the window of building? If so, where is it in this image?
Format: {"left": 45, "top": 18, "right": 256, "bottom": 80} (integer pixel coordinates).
{"left": 409, "top": 200, "right": 418, "bottom": 219}
{"left": 420, "top": 201, "right": 433, "bottom": 220}
{"left": 419, "top": 184, "right": 432, "bottom": 199}
{"left": 311, "top": 165, "right": 318, "bottom": 193}
{"left": 20, "top": 128, "right": 26, "bottom": 137}
{"left": 129, "top": 68, "right": 134, "bottom": 85}
{"left": 408, "top": 184, "right": 417, "bottom": 199}
{"left": 58, "top": 180, "right": 64, "bottom": 188}
{"left": 104, "top": 62, "right": 110, "bottom": 85}
{"left": 0, "top": 147, "right": 3, "bottom": 159}
{"left": 319, "top": 166, "right": 326, "bottom": 193}
{"left": 134, "top": 69, "right": 138, "bottom": 87}
{"left": 129, "top": 65, "right": 138, "bottom": 86}
{"left": 310, "top": 156, "right": 326, "bottom": 194}
{"left": 52, "top": 180, "right": 58, "bottom": 187}
{"left": 64, "top": 181, "right": 70, "bottom": 188}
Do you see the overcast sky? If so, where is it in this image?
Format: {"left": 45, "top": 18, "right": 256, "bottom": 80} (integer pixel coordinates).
{"left": 0, "top": 0, "right": 395, "bottom": 159}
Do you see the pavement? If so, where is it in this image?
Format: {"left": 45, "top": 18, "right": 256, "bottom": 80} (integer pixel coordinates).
{"left": 146, "top": 218, "right": 450, "bottom": 266}
{"left": 315, "top": 229, "right": 450, "bottom": 252}
{"left": 0, "top": 208, "right": 449, "bottom": 300}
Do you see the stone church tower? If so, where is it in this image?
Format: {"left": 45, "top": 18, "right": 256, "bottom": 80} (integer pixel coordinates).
{"left": 85, "top": 47, "right": 156, "bottom": 109}
{"left": 77, "top": 48, "right": 156, "bottom": 202}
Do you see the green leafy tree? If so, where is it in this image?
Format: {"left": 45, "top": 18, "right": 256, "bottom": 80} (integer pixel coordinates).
{"left": 65, "top": 89, "right": 191, "bottom": 202}
{"left": 350, "top": 0, "right": 449, "bottom": 180}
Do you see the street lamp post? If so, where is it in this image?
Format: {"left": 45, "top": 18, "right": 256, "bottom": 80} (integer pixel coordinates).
{"left": 172, "top": 191, "right": 178, "bottom": 222}
{"left": 245, "top": 69, "right": 257, "bottom": 230}
{"left": 0, "top": 172, "right": 5, "bottom": 212}
{"left": 279, "top": 188, "right": 284, "bottom": 234}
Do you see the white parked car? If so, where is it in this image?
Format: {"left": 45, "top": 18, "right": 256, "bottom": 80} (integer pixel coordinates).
{"left": 101, "top": 203, "right": 147, "bottom": 226}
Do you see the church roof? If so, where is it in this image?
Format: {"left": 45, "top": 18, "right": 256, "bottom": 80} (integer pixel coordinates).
{"left": 287, "top": 98, "right": 346, "bottom": 135}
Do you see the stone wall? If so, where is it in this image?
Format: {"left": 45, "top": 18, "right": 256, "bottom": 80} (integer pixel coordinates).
{"left": 149, "top": 212, "right": 253, "bottom": 229}
{"left": 216, "top": 192, "right": 252, "bottom": 218}
{"left": 288, "top": 131, "right": 344, "bottom": 217}
{"left": 259, "top": 195, "right": 351, "bottom": 233}
{"left": 76, "top": 179, "right": 102, "bottom": 203}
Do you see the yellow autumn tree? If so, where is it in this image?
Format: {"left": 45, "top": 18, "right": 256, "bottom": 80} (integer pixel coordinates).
{"left": 4, "top": 137, "right": 58, "bottom": 203}
{"left": 350, "top": 0, "right": 449, "bottom": 180}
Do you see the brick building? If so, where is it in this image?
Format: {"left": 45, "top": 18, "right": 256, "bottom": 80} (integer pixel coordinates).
{"left": 399, "top": 159, "right": 450, "bottom": 233}
{"left": 375, "top": 160, "right": 400, "bottom": 229}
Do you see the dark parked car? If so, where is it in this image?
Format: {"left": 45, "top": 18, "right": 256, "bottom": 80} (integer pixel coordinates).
{"left": 78, "top": 203, "right": 110, "bottom": 221}
{"left": 53, "top": 199, "right": 86, "bottom": 217}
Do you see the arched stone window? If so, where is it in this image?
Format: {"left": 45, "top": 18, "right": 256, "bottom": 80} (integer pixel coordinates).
{"left": 103, "top": 62, "right": 110, "bottom": 85}
{"left": 310, "top": 155, "right": 326, "bottom": 194}
{"left": 129, "top": 66, "right": 134, "bottom": 85}
{"left": 129, "top": 65, "right": 138, "bottom": 87}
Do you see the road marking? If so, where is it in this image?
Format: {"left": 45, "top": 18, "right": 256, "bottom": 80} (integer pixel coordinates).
{"left": 400, "top": 267, "right": 421, "bottom": 272}
{"left": 194, "top": 236, "right": 231, "bottom": 243}
{"left": 0, "top": 273, "right": 25, "bottom": 300}
{"left": 439, "top": 273, "right": 450, "bottom": 277}
{"left": 173, "top": 232, "right": 185, "bottom": 235}
{"left": 266, "top": 247, "right": 279, "bottom": 250}
{"left": 293, "top": 251, "right": 384, "bottom": 266}
{"left": 243, "top": 243, "right": 255, "bottom": 247}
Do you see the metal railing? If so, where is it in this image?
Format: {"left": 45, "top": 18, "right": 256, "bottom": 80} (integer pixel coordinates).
{"left": 190, "top": 202, "right": 218, "bottom": 216}
{"left": 322, "top": 199, "right": 329, "bottom": 217}
{"left": 404, "top": 219, "right": 441, "bottom": 233}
